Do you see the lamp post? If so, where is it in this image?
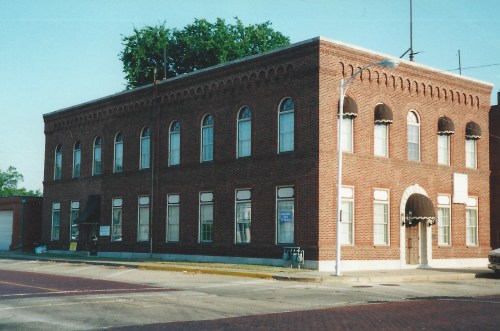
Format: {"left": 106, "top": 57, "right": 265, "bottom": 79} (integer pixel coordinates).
{"left": 335, "top": 58, "right": 400, "bottom": 277}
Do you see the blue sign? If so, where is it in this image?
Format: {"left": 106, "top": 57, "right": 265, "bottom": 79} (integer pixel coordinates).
{"left": 280, "top": 211, "right": 292, "bottom": 222}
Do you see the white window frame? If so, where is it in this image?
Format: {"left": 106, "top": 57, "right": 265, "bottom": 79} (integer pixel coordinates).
{"left": 112, "top": 198, "right": 123, "bottom": 242}
{"left": 201, "top": 114, "right": 214, "bottom": 162}
{"left": 466, "top": 196, "right": 478, "bottom": 246}
{"left": 407, "top": 110, "right": 420, "bottom": 161}
{"left": 340, "top": 186, "right": 354, "bottom": 245}
{"left": 114, "top": 132, "right": 123, "bottom": 173}
{"left": 51, "top": 202, "right": 61, "bottom": 241}
{"left": 465, "top": 139, "right": 477, "bottom": 169}
{"left": 237, "top": 107, "right": 252, "bottom": 158}
{"left": 437, "top": 134, "right": 450, "bottom": 165}
{"left": 373, "top": 189, "right": 389, "bottom": 245}
{"left": 276, "top": 186, "right": 294, "bottom": 244}
{"left": 437, "top": 194, "right": 451, "bottom": 246}
{"left": 92, "top": 136, "right": 102, "bottom": 176}
{"left": 72, "top": 141, "right": 81, "bottom": 178}
{"left": 199, "top": 192, "right": 214, "bottom": 242}
{"left": 167, "top": 194, "right": 180, "bottom": 242}
{"left": 169, "top": 121, "right": 181, "bottom": 166}
{"left": 278, "top": 98, "right": 294, "bottom": 153}
{"left": 374, "top": 123, "right": 388, "bottom": 157}
{"left": 70, "top": 201, "right": 79, "bottom": 241}
{"left": 140, "top": 127, "right": 151, "bottom": 170}
{"left": 137, "top": 196, "right": 150, "bottom": 242}
{"left": 340, "top": 116, "right": 354, "bottom": 153}
{"left": 54, "top": 145, "right": 62, "bottom": 180}
{"left": 235, "top": 189, "right": 251, "bottom": 244}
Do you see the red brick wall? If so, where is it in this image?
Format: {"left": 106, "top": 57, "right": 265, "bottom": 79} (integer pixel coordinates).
{"left": 0, "top": 197, "right": 42, "bottom": 251}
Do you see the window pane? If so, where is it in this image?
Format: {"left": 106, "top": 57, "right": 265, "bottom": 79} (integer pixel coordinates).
{"left": 138, "top": 205, "right": 150, "bottom": 241}
{"left": 112, "top": 207, "right": 122, "bottom": 242}
{"left": 238, "top": 120, "right": 251, "bottom": 157}
{"left": 73, "top": 149, "right": 81, "bottom": 178}
{"left": 341, "top": 117, "right": 353, "bottom": 152}
{"left": 374, "top": 203, "right": 388, "bottom": 244}
{"left": 115, "top": 142, "right": 123, "bottom": 172}
{"left": 277, "top": 200, "right": 294, "bottom": 244}
{"left": 279, "top": 112, "right": 294, "bottom": 152}
{"left": 202, "top": 127, "right": 213, "bottom": 161}
{"left": 466, "top": 209, "right": 478, "bottom": 245}
{"left": 374, "top": 124, "right": 388, "bottom": 157}
{"left": 55, "top": 150, "right": 62, "bottom": 180}
{"left": 408, "top": 125, "right": 420, "bottom": 160}
{"left": 466, "top": 139, "right": 477, "bottom": 168}
{"left": 167, "top": 204, "right": 180, "bottom": 242}
{"left": 52, "top": 209, "right": 60, "bottom": 240}
{"left": 169, "top": 132, "right": 180, "bottom": 165}
{"left": 438, "top": 207, "right": 450, "bottom": 245}
{"left": 438, "top": 135, "right": 450, "bottom": 165}
{"left": 141, "top": 135, "right": 150, "bottom": 169}
{"left": 236, "top": 201, "right": 251, "bottom": 243}
{"left": 93, "top": 145, "right": 101, "bottom": 175}
{"left": 340, "top": 200, "right": 353, "bottom": 244}
{"left": 200, "top": 203, "right": 213, "bottom": 242}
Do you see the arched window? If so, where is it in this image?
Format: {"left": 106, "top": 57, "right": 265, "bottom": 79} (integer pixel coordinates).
{"left": 407, "top": 111, "right": 420, "bottom": 161}
{"left": 374, "top": 103, "right": 393, "bottom": 157}
{"left": 278, "top": 98, "right": 294, "bottom": 153}
{"left": 465, "top": 121, "right": 481, "bottom": 169}
{"left": 339, "top": 96, "right": 358, "bottom": 152}
{"left": 237, "top": 106, "right": 252, "bottom": 158}
{"left": 140, "top": 127, "right": 150, "bottom": 169}
{"left": 73, "top": 141, "right": 81, "bottom": 178}
{"left": 93, "top": 136, "right": 102, "bottom": 175}
{"left": 201, "top": 114, "right": 214, "bottom": 162}
{"left": 437, "top": 116, "right": 454, "bottom": 165}
{"left": 54, "top": 144, "right": 62, "bottom": 180}
{"left": 169, "top": 121, "right": 180, "bottom": 166}
{"left": 114, "top": 132, "right": 123, "bottom": 173}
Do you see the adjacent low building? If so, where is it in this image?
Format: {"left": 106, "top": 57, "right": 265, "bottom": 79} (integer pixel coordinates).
{"left": 0, "top": 196, "right": 43, "bottom": 252}
{"left": 42, "top": 37, "right": 493, "bottom": 271}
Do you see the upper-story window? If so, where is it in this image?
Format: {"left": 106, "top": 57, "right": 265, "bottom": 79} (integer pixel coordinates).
{"left": 339, "top": 96, "right": 358, "bottom": 152}
{"left": 437, "top": 116, "right": 454, "bottom": 165}
{"left": 169, "top": 121, "right": 180, "bottom": 166}
{"left": 278, "top": 98, "right": 294, "bottom": 153}
{"left": 201, "top": 114, "right": 214, "bottom": 162}
{"left": 93, "top": 136, "right": 102, "bottom": 176}
{"left": 374, "top": 103, "right": 393, "bottom": 157}
{"left": 237, "top": 107, "right": 252, "bottom": 158}
{"left": 407, "top": 110, "right": 420, "bottom": 161}
{"left": 54, "top": 144, "right": 62, "bottom": 180}
{"left": 465, "top": 121, "right": 481, "bottom": 169}
{"left": 73, "top": 141, "right": 81, "bottom": 178}
{"left": 114, "top": 132, "right": 123, "bottom": 173}
{"left": 140, "top": 127, "right": 150, "bottom": 169}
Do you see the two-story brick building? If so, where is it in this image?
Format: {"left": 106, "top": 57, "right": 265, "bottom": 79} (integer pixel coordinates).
{"left": 42, "top": 37, "right": 492, "bottom": 271}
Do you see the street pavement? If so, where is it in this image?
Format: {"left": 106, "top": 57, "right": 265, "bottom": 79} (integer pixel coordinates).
{"left": 0, "top": 250, "right": 493, "bottom": 284}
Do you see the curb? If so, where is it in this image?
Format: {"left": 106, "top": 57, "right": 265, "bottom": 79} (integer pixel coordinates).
{"left": 138, "top": 264, "right": 274, "bottom": 279}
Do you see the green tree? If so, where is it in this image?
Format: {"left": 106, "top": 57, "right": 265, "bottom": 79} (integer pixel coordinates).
{"left": 0, "top": 166, "right": 42, "bottom": 197}
{"left": 120, "top": 17, "right": 290, "bottom": 89}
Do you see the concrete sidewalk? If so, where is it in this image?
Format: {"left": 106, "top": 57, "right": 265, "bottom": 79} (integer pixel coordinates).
{"left": 0, "top": 251, "right": 493, "bottom": 283}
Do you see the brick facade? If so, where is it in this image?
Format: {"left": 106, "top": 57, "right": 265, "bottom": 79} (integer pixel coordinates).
{"left": 42, "top": 38, "right": 492, "bottom": 270}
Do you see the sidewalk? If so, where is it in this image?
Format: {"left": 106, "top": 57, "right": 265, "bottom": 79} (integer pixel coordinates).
{"left": 0, "top": 251, "right": 492, "bottom": 284}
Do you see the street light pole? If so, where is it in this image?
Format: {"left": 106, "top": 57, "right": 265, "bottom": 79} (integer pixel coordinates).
{"left": 335, "top": 58, "right": 400, "bottom": 277}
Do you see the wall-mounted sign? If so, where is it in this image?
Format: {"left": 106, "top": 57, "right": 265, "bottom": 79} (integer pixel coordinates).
{"left": 100, "top": 226, "right": 110, "bottom": 236}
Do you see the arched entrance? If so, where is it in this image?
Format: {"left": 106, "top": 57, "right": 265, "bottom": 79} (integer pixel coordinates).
{"left": 399, "top": 185, "right": 435, "bottom": 267}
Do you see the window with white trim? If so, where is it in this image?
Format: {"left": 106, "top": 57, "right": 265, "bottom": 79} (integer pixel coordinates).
{"left": 276, "top": 186, "right": 294, "bottom": 244}
{"left": 199, "top": 192, "right": 213, "bottom": 242}
{"left": 465, "top": 139, "right": 477, "bottom": 169}
{"left": 341, "top": 186, "right": 354, "bottom": 245}
{"left": 437, "top": 134, "right": 450, "bottom": 165}
{"left": 70, "top": 201, "right": 79, "bottom": 241}
{"left": 114, "top": 132, "right": 123, "bottom": 173}
{"left": 278, "top": 98, "right": 294, "bottom": 153}
{"left": 112, "top": 198, "right": 122, "bottom": 242}
{"left": 54, "top": 145, "right": 62, "bottom": 180}
{"left": 51, "top": 202, "right": 61, "bottom": 241}
{"left": 466, "top": 197, "right": 478, "bottom": 246}
{"left": 140, "top": 127, "right": 150, "bottom": 169}
{"left": 167, "top": 194, "right": 180, "bottom": 242}
{"left": 374, "top": 124, "right": 388, "bottom": 157}
{"left": 169, "top": 121, "right": 180, "bottom": 166}
{"left": 201, "top": 114, "right": 214, "bottom": 162}
{"left": 73, "top": 141, "right": 81, "bottom": 178}
{"left": 237, "top": 107, "right": 252, "bottom": 158}
{"left": 407, "top": 111, "right": 420, "bottom": 161}
{"left": 93, "top": 136, "right": 102, "bottom": 176}
{"left": 235, "top": 189, "right": 251, "bottom": 243}
{"left": 341, "top": 116, "right": 354, "bottom": 152}
{"left": 137, "top": 196, "right": 150, "bottom": 242}
{"left": 373, "top": 189, "right": 389, "bottom": 245}
{"left": 437, "top": 194, "right": 451, "bottom": 246}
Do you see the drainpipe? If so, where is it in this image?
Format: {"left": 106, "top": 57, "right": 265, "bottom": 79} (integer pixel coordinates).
{"left": 19, "top": 196, "right": 26, "bottom": 251}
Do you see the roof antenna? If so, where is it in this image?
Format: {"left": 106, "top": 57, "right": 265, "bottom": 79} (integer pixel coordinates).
{"left": 400, "top": 0, "right": 419, "bottom": 61}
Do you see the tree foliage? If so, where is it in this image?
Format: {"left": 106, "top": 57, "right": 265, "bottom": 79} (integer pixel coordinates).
{"left": 120, "top": 17, "right": 290, "bottom": 89}
{"left": 0, "top": 166, "right": 42, "bottom": 197}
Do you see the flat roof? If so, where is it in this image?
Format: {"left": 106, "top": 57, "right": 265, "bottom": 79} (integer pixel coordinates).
{"left": 44, "top": 36, "right": 493, "bottom": 118}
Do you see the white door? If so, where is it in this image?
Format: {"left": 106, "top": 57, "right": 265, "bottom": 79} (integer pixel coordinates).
{"left": 0, "top": 210, "right": 14, "bottom": 250}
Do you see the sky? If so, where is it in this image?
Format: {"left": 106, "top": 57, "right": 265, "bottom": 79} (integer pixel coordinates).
{"left": 1, "top": 0, "right": 499, "bottom": 191}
